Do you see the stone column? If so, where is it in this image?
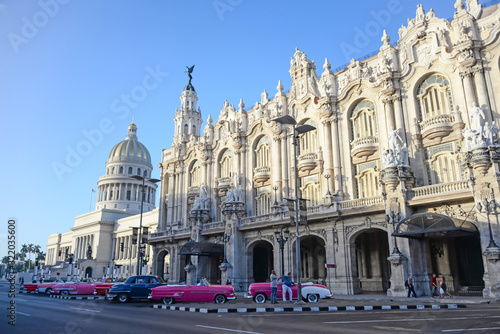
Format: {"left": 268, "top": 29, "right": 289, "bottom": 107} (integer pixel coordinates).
{"left": 280, "top": 132, "right": 289, "bottom": 198}
{"left": 322, "top": 119, "right": 334, "bottom": 194}
{"left": 330, "top": 115, "right": 342, "bottom": 195}
{"left": 473, "top": 65, "right": 492, "bottom": 123}
{"left": 382, "top": 97, "right": 396, "bottom": 131}
{"left": 393, "top": 95, "right": 404, "bottom": 131}
{"left": 460, "top": 70, "right": 476, "bottom": 114}
{"left": 273, "top": 135, "right": 283, "bottom": 202}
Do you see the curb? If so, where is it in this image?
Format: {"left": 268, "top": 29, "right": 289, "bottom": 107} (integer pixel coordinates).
{"left": 49, "top": 295, "right": 105, "bottom": 300}
{"left": 152, "top": 304, "right": 467, "bottom": 313}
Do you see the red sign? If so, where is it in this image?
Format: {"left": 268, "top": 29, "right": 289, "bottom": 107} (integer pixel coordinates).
{"left": 325, "top": 264, "right": 336, "bottom": 269}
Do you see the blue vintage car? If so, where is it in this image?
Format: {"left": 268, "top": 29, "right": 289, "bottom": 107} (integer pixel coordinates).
{"left": 106, "top": 275, "right": 167, "bottom": 303}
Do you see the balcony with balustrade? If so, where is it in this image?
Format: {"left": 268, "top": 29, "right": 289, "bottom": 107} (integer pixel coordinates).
{"left": 350, "top": 136, "right": 379, "bottom": 159}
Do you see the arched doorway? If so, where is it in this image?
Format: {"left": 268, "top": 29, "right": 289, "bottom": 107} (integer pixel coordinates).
{"left": 156, "top": 250, "right": 171, "bottom": 282}
{"left": 249, "top": 241, "right": 273, "bottom": 283}
{"left": 395, "top": 213, "right": 484, "bottom": 295}
{"left": 298, "top": 236, "right": 326, "bottom": 282}
{"left": 85, "top": 267, "right": 93, "bottom": 278}
{"left": 353, "top": 229, "right": 390, "bottom": 293}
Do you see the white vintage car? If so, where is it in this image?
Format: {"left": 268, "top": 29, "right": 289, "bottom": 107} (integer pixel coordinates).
{"left": 248, "top": 281, "right": 332, "bottom": 303}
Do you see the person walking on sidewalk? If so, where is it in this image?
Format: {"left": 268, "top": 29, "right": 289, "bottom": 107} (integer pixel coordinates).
{"left": 281, "top": 272, "right": 294, "bottom": 302}
{"left": 431, "top": 273, "right": 438, "bottom": 298}
{"left": 439, "top": 273, "right": 447, "bottom": 299}
{"left": 407, "top": 275, "right": 417, "bottom": 298}
{"left": 270, "top": 270, "right": 278, "bottom": 304}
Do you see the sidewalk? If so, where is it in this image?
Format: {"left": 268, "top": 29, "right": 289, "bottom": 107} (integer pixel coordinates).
{"left": 151, "top": 292, "right": 499, "bottom": 314}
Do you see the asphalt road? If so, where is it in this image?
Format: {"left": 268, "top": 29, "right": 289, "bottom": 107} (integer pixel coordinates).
{"left": 1, "top": 283, "right": 499, "bottom": 334}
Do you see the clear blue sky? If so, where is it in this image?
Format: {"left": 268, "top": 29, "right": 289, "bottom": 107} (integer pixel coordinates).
{"left": 0, "top": 0, "right": 467, "bottom": 258}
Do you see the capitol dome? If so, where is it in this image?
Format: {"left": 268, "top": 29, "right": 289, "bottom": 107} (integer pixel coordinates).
{"left": 107, "top": 122, "right": 152, "bottom": 166}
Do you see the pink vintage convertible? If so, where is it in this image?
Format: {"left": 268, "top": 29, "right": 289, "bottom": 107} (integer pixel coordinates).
{"left": 248, "top": 282, "right": 331, "bottom": 303}
{"left": 149, "top": 284, "right": 236, "bottom": 304}
{"left": 52, "top": 278, "right": 113, "bottom": 296}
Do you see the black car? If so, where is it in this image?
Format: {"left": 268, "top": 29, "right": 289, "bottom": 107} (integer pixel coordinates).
{"left": 106, "top": 275, "right": 167, "bottom": 303}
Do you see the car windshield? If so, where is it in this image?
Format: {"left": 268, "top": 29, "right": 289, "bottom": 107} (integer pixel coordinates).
{"left": 124, "top": 276, "right": 165, "bottom": 284}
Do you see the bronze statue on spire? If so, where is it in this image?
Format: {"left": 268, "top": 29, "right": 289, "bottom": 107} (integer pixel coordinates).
{"left": 186, "top": 65, "right": 195, "bottom": 84}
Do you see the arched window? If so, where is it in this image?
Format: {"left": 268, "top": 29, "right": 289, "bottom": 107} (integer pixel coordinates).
{"left": 143, "top": 170, "right": 147, "bottom": 178}
{"left": 128, "top": 167, "right": 132, "bottom": 174}
{"left": 299, "top": 119, "right": 318, "bottom": 155}
{"left": 302, "top": 179, "right": 320, "bottom": 207}
{"left": 254, "top": 136, "right": 270, "bottom": 168}
{"left": 255, "top": 186, "right": 271, "bottom": 216}
{"left": 350, "top": 100, "right": 377, "bottom": 141}
{"left": 119, "top": 167, "right": 124, "bottom": 174}
{"left": 107, "top": 168, "right": 110, "bottom": 175}
{"left": 111, "top": 167, "right": 115, "bottom": 174}
{"left": 416, "top": 74, "right": 453, "bottom": 121}
{"left": 354, "top": 161, "right": 380, "bottom": 198}
{"left": 192, "top": 125, "right": 196, "bottom": 135}
{"left": 424, "top": 143, "right": 463, "bottom": 185}
{"left": 190, "top": 160, "right": 201, "bottom": 187}
{"left": 219, "top": 150, "right": 232, "bottom": 178}
{"left": 137, "top": 168, "right": 141, "bottom": 176}
{"left": 183, "top": 124, "right": 188, "bottom": 135}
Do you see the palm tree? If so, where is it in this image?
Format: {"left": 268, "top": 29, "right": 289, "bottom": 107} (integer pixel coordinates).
{"left": 15, "top": 252, "right": 25, "bottom": 271}
{"left": 28, "top": 244, "right": 35, "bottom": 269}
{"left": 20, "top": 245, "right": 28, "bottom": 271}
{"left": 1, "top": 256, "right": 8, "bottom": 264}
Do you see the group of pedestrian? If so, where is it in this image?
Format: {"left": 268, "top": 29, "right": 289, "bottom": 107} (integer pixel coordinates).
{"left": 270, "top": 269, "right": 295, "bottom": 304}
{"left": 431, "top": 273, "right": 448, "bottom": 299}
{"left": 407, "top": 273, "right": 449, "bottom": 298}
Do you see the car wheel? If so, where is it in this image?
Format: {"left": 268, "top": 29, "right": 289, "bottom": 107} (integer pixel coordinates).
{"left": 105, "top": 295, "right": 114, "bottom": 302}
{"left": 307, "top": 294, "right": 319, "bottom": 303}
{"left": 118, "top": 293, "right": 130, "bottom": 303}
{"left": 254, "top": 293, "right": 266, "bottom": 304}
{"left": 61, "top": 290, "right": 69, "bottom": 296}
{"left": 45, "top": 289, "right": 52, "bottom": 296}
{"left": 214, "top": 294, "right": 227, "bottom": 304}
{"left": 163, "top": 297, "right": 175, "bottom": 305}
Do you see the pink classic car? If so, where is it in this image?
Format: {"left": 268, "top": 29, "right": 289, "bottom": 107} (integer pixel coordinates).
{"left": 36, "top": 280, "right": 64, "bottom": 295}
{"left": 52, "top": 278, "right": 113, "bottom": 296}
{"left": 248, "top": 282, "right": 331, "bottom": 303}
{"left": 149, "top": 284, "right": 236, "bottom": 304}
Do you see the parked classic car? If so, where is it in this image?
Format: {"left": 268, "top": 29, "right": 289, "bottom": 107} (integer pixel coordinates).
{"left": 149, "top": 284, "right": 236, "bottom": 304}
{"left": 106, "top": 275, "right": 166, "bottom": 303}
{"left": 23, "top": 283, "right": 39, "bottom": 292}
{"left": 36, "top": 280, "right": 64, "bottom": 295}
{"left": 247, "top": 282, "right": 331, "bottom": 303}
{"left": 52, "top": 278, "right": 113, "bottom": 296}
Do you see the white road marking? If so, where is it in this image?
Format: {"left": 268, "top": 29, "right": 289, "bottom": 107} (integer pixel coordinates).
{"left": 241, "top": 309, "right": 498, "bottom": 317}
{"left": 325, "top": 316, "right": 500, "bottom": 324}
{"left": 442, "top": 327, "right": 500, "bottom": 332}
{"left": 69, "top": 307, "right": 101, "bottom": 313}
{"left": 16, "top": 312, "right": 31, "bottom": 316}
{"left": 196, "top": 325, "right": 264, "bottom": 334}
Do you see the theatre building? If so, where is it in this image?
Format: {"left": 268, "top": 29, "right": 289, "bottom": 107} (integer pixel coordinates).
{"left": 149, "top": 1, "right": 500, "bottom": 297}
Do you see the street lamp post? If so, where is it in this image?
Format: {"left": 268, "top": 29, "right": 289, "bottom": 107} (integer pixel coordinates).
{"left": 272, "top": 114, "right": 315, "bottom": 305}
{"left": 274, "top": 228, "right": 290, "bottom": 276}
{"left": 477, "top": 199, "right": 499, "bottom": 249}
{"left": 130, "top": 175, "right": 160, "bottom": 275}
{"left": 222, "top": 233, "right": 231, "bottom": 263}
{"left": 273, "top": 185, "right": 279, "bottom": 206}
{"left": 324, "top": 173, "right": 331, "bottom": 196}
{"left": 385, "top": 211, "right": 402, "bottom": 254}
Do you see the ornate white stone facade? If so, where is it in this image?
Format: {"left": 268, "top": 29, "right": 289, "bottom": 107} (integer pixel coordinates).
{"left": 150, "top": 1, "right": 500, "bottom": 298}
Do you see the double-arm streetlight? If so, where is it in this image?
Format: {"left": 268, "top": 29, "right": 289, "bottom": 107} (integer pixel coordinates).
{"left": 274, "top": 228, "right": 290, "bottom": 276}
{"left": 477, "top": 198, "right": 499, "bottom": 249}
{"left": 385, "top": 211, "right": 402, "bottom": 255}
{"left": 130, "top": 175, "right": 160, "bottom": 275}
{"left": 272, "top": 114, "right": 316, "bottom": 305}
